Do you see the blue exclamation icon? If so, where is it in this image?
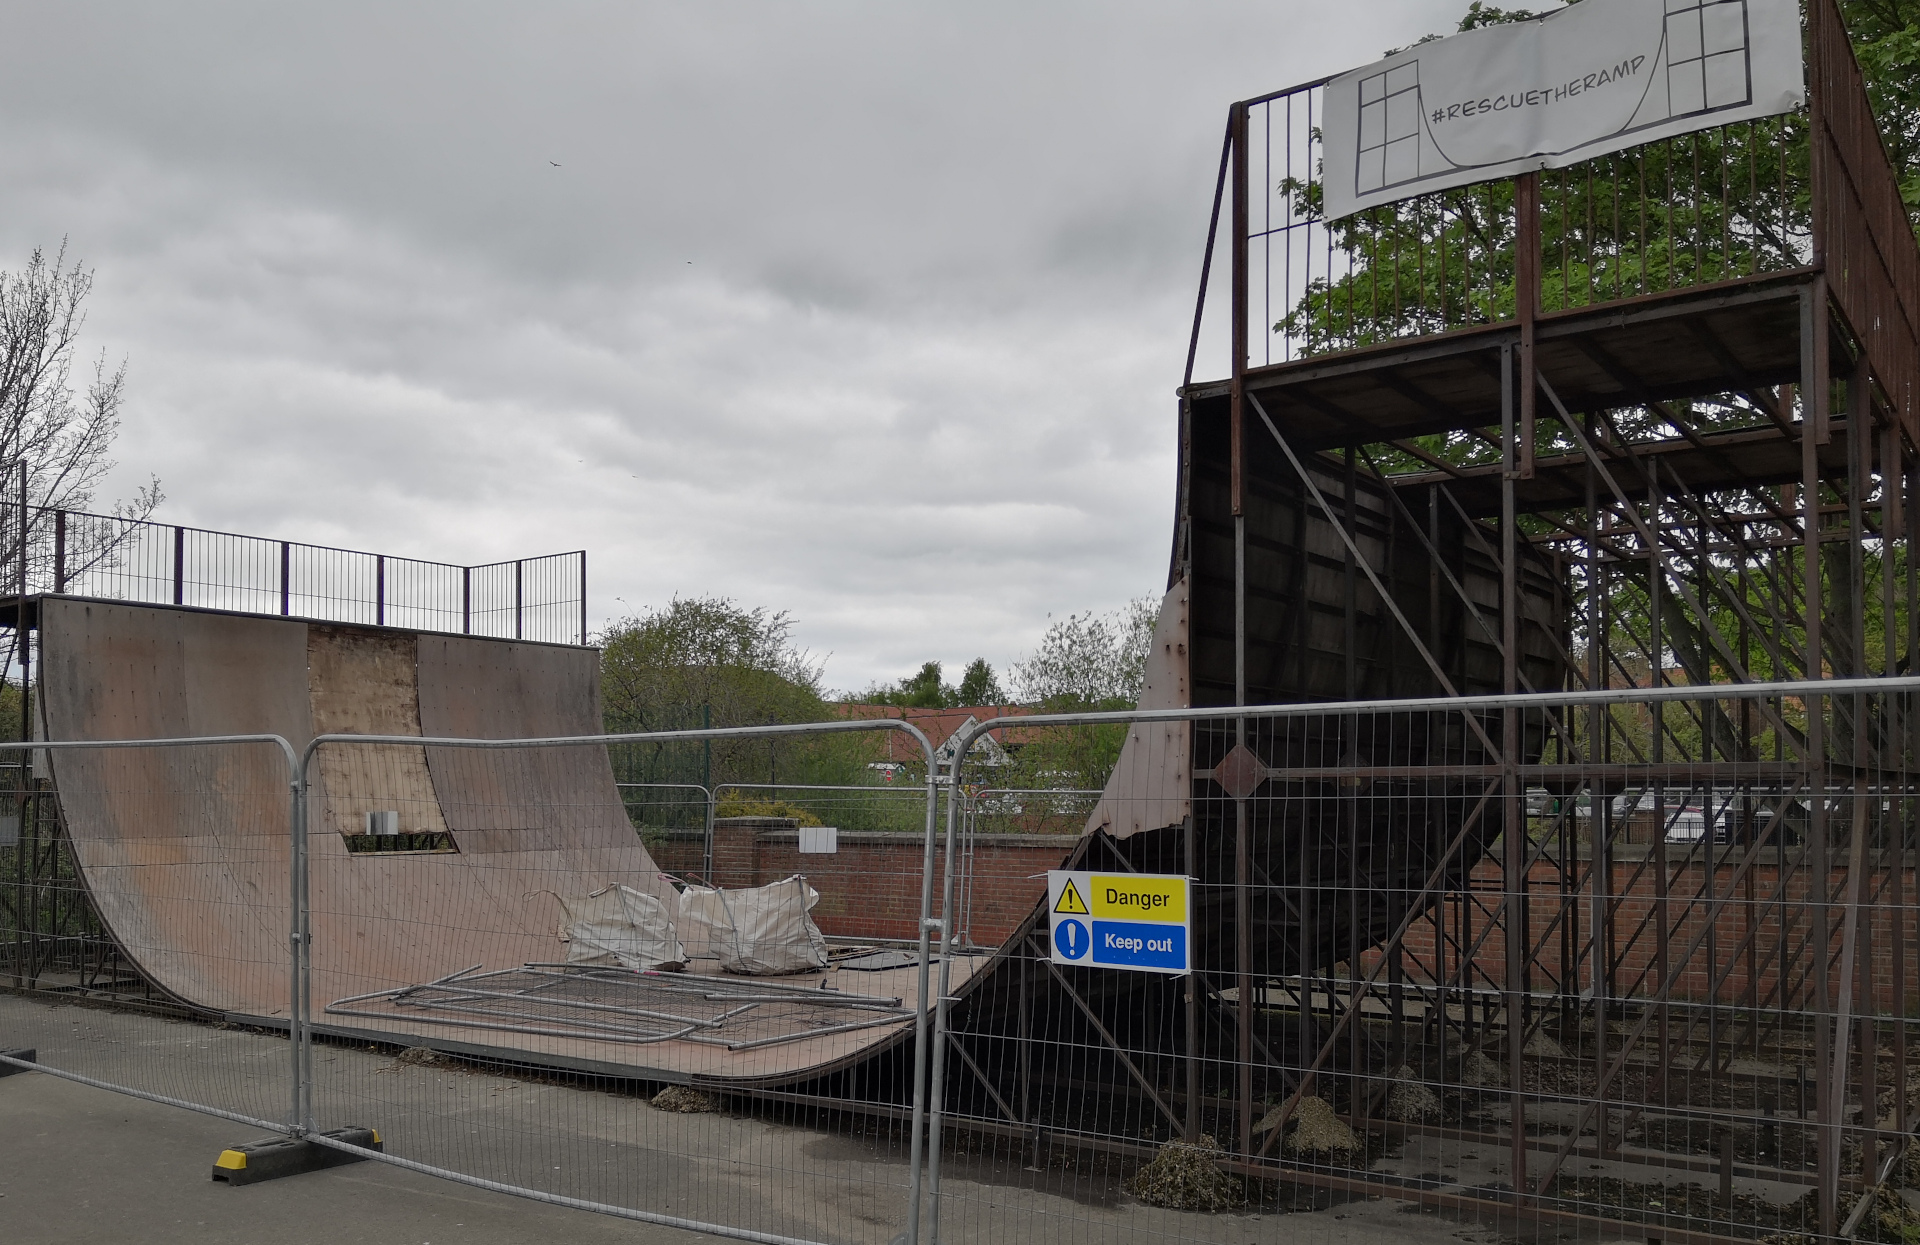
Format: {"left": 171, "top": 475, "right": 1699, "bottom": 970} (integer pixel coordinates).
{"left": 1054, "top": 918, "right": 1089, "bottom": 960}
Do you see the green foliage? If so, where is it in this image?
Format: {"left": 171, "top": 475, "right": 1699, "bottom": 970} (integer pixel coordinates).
{"left": 599, "top": 597, "right": 883, "bottom": 827}
{"left": 1277, "top": 119, "right": 1807, "bottom": 356}
{"left": 863, "top": 660, "right": 953, "bottom": 708}
{"left": 1009, "top": 597, "right": 1157, "bottom": 712}
{"left": 0, "top": 682, "right": 22, "bottom": 742}
{"left": 599, "top": 595, "right": 826, "bottom": 734}
{"left": 860, "top": 657, "right": 1006, "bottom": 708}
{"left": 1003, "top": 596, "right": 1160, "bottom": 793}
{"left": 956, "top": 658, "right": 1006, "bottom": 705}
{"left": 1456, "top": 2, "right": 1551, "bottom": 29}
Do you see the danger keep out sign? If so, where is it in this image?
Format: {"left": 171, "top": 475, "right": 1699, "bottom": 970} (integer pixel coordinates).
{"left": 1046, "top": 871, "right": 1191, "bottom": 975}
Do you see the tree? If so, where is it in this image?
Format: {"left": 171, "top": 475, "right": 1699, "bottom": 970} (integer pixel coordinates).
{"left": 0, "top": 243, "right": 162, "bottom": 541}
{"left": 599, "top": 596, "right": 827, "bottom": 734}
{"left": 956, "top": 658, "right": 1006, "bottom": 705}
{"left": 860, "top": 657, "right": 1006, "bottom": 708}
{"left": 1003, "top": 596, "right": 1159, "bottom": 793}
{"left": 865, "top": 661, "right": 953, "bottom": 708}
{"left": 1009, "top": 597, "right": 1158, "bottom": 711}
{"left": 0, "top": 243, "right": 161, "bottom": 719}
{"left": 599, "top": 597, "right": 924, "bottom": 834}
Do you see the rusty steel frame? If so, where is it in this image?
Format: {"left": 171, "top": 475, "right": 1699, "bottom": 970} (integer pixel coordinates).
{"left": 921, "top": 4, "right": 1920, "bottom": 1243}
{"left": 935, "top": 677, "right": 1920, "bottom": 1243}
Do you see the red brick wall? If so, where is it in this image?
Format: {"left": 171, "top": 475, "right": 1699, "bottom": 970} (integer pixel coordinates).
{"left": 651, "top": 824, "right": 1919, "bottom": 1013}
{"left": 648, "top": 818, "right": 1077, "bottom": 945}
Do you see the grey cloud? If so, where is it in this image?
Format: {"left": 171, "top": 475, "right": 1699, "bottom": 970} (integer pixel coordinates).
{"left": 0, "top": 0, "right": 1462, "bottom": 691}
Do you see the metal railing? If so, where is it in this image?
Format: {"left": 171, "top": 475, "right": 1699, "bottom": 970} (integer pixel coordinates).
{"left": 0, "top": 501, "right": 587, "bottom": 644}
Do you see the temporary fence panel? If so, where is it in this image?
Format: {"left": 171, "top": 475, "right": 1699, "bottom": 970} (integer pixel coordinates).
{"left": 928, "top": 682, "right": 1920, "bottom": 1245}
{"left": 303, "top": 722, "right": 946, "bottom": 1245}
{"left": 0, "top": 736, "right": 301, "bottom": 1138}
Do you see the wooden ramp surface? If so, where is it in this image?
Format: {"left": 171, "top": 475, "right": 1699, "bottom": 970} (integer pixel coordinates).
{"left": 36, "top": 598, "right": 947, "bottom": 1085}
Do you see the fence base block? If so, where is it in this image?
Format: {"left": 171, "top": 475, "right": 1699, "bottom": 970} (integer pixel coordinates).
{"left": 211, "top": 1127, "right": 382, "bottom": 1186}
{"left": 0, "top": 1048, "right": 36, "bottom": 1076}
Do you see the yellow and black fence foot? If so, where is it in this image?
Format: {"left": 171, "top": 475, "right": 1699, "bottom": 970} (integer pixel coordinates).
{"left": 0, "top": 1047, "right": 35, "bottom": 1076}
{"left": 211, "top": 1127, "right": 382, "bottom": 1186}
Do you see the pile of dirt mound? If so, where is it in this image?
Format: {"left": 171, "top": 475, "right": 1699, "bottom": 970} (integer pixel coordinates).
{"left": 1384, "top": 1067, "right": 1442, "bottom": 1121}
{"left": 1284, "top": 1096, "right": 1360, "bottom": 1156}
{"left": 1125, "top": 1136, "right": 1241, "bottom": 1212}
{"left": 1461, "top": 1051, "right": 1506, "bottom": 1087}
{"left": 650, "top": 1085, "right": 720, "bottom": 1113}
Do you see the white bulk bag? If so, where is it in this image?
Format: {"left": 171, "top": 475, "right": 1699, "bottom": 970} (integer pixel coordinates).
{"left": 677, "top": 875, "right": 828, "bottom": 975}
{"left": 558, "top": 884, "right": 685, "bottom": 971}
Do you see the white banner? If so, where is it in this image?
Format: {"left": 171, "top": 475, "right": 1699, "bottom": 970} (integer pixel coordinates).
{"left": 1319, "top": 0, "right": 1804, "bottom": 220}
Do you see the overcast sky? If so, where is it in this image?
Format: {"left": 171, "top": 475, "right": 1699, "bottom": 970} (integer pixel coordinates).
{"left": 0, "top": 1, "right": 1463, "bottom": 694}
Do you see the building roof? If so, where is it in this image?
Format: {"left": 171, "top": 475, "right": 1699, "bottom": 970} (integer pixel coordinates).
{"left": 833, "top": 703, "right": 1037, "bottom": 764}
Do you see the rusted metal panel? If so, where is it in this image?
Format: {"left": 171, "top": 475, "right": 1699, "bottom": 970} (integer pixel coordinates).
{"left": 1810, "top": 0, "right": 1920, "bottom": 438}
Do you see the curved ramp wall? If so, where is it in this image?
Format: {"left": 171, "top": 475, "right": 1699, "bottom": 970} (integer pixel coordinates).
{"left": 37, "top": 597, "right": 671, "bottom": 1021}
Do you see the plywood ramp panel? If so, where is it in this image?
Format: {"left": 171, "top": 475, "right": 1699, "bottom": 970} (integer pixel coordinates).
{"left": 305, "top": 626, "right": 448, "bottom": 838}
{"left": 304, "top": 631, "right": 674, "bottom": 1022}
{"left": 37, "top": 599, "right": 307, "bottom": 1015}
{"left": 41, "top": 601, "right": 942, "bottom": 1084}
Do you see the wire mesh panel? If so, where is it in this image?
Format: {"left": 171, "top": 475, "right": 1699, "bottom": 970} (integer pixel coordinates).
{"left": 305, "top": 730, "right": 942, "bottom": 1245}
{"left": 1240, "top": 82, "right": 1808, "bottom": 369}
{"left": 929, "top": 685, "right": 1920, "bottom": 1245}
{"left": 0, "top": 738, "right": 299, "bottom": 1134}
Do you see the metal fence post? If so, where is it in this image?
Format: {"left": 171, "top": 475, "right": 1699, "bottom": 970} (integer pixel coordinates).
{"left": 279, "top": 541, "right": 290, "bottom": 616}
{"left": 375, "top": 554, "right": 386, "bottom": 627}
{"left": 579, "top": 550, "right": 588, "bottom": 645}
{"left": 904, "top": 748, "right": 941, "bottom": 1245}
{"left": 291, "top": 751, "right": 313, "bottom": 1131}
{"left": 514, "top": 559, "right": 523, "bottom": 640}
{"left": 462, "top": 566, "right": 471, "bottom": 634}
{"left": 923, "top": 733, "right": 973, "bottom": 1245}
{"left": 172, "top": 526, "right": 185, "bottom": 604}
{"left": 53, "top": 510, "right": 65, "bottom": 593}
{"left": 702, "top": 703, "right": 716, "bottom": 885}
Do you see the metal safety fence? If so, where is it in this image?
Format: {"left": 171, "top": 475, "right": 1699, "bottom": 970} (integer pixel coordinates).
{"left": 3, "top": 678, "right": 1918, "bottom": 1245}
{"left": 2, "top": 717, "right": 951, "bottom": 1245}
{"left": 0, "top": 735, "right": 303, "bottom": 1139}
{"left": 928, "top": 678, "right": 1920, "bottom": 1245}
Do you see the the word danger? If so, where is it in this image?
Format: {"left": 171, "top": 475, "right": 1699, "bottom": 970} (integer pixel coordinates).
{"left": 1103, "top": 887, "right": 1171, "bottom": 911}
{"left": 1104, "top": 931, "right": 1178, "bottom": 955}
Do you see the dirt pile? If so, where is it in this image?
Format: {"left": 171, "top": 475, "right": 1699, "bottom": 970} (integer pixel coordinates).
{"left": 1125, "top": 1136, "right": 1241, "bottom": 1212}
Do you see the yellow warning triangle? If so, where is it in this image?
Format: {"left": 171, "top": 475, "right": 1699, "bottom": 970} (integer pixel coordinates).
{"left": 1054, "top": 879, "right": 1089, "bottom": 915}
